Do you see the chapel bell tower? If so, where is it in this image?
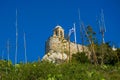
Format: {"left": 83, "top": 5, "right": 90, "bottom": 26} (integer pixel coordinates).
{"left": 53, "top": 25, "right": 64, "bottom": 39}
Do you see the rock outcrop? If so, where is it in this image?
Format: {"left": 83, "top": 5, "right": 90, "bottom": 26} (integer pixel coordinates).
{"left": 42, "top": 50, "right": 68, "bottom": 63}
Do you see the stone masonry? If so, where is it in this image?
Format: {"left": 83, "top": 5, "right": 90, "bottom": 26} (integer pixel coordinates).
{"left": 45, "top": 25, "right": 89, "bottom": 56}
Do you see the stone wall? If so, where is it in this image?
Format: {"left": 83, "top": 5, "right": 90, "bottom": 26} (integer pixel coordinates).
{"left": 45, "top": 36, "right": 89, "bottom": 56}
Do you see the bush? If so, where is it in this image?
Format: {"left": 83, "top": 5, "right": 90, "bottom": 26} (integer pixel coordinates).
{"left": 72, "top": 52, "right": 90, "bottom": 63}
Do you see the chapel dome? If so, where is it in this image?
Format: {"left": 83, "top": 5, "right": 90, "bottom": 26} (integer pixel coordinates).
{"left": 55, "top": 25, "right": 63, "bottom": 29}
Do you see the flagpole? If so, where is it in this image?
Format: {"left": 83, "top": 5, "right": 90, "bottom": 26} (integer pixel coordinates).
{"left": 73, "top": 23, "right": 79, "bottom": 52}
{"left": 73, "top": 23, "right": 77, "bottom": 44}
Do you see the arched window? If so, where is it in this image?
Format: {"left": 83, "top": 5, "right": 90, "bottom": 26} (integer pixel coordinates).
{"left": 56, "top": 31, "right": 58, "bottom": 36}
{"left": 60, "top": 31, "right": 63, "bottom": 37}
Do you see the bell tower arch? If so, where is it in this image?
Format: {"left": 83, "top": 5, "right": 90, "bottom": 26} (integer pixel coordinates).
{"left": 53, "top": 25, "right": 64, "bottom": 39}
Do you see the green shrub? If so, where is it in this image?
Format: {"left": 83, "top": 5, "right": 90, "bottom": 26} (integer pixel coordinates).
{"left": 72, "top": 52, "right": 90, "bottom": 63}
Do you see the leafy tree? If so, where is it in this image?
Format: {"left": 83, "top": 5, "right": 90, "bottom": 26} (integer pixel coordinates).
{"left": 86, "top": 25, "right": 98, "bottom": 64}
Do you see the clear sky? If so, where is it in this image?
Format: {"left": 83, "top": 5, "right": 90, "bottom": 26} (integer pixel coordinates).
{"left": 0, "top": 0, "right": 120, "bottom": 63}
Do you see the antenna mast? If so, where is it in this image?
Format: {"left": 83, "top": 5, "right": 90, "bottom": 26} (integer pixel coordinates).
{"left": 15, "top": 9, "right": 18, "bottom": 64}
{"left": 99, "top": 9, "right": 106, "bottom": 65}
{"left": 100, "top": 9, "right": 106, "bottom": 44}
{"left": 24, "top": 32, "right": 27, "bottom": 63}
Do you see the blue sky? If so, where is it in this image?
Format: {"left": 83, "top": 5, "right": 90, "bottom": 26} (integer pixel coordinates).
{"left": 0, "top": 0, "right": 120, "bottom": 63}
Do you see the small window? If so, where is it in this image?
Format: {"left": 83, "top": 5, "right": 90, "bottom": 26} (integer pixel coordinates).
{"left": 60, "top": 31, "right": 63, "bottom": 37}
{"left": 56, "top": 31, "right": 58, "bottom": 36}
